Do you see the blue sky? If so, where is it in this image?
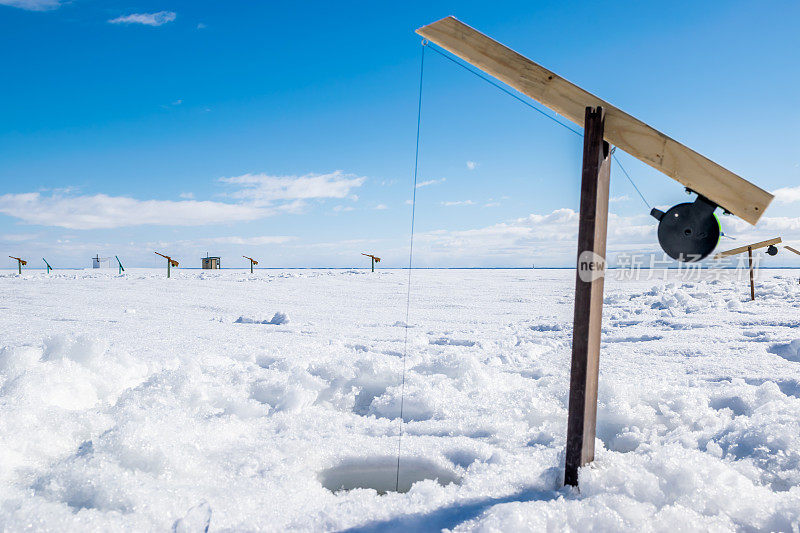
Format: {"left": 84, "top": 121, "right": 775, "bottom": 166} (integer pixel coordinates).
{"left": 1, "top": 0, "right": 798, "bottom": 268}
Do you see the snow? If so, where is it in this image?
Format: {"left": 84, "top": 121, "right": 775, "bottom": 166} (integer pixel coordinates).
{"left": 1, "top": 268, "right": 799, "bottom": 531}
{"left": 235, "top": 312, "right": 289, "bottom": 325}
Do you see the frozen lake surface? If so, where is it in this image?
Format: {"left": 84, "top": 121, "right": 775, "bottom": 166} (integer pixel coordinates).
{"left": 1, "top": 268, "right": 799, "bottom": 531}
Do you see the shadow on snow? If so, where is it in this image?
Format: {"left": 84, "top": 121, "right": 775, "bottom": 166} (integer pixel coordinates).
{"left": 340, "top": 487, "right": 561, "bottom": 533}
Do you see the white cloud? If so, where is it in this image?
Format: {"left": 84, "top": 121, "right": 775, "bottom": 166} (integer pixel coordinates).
{"left": 0, "top": 193, "right": 269, "bottom": 230}
{"left": 466, "top": 161, "right": 477, "bottom": 170}
{"left": 333, "top": 205, "right": 354, "bottom": 213}
{"left": 774, "top": 185, "right": 800, "bottom": 204}
{"left": 207, "top": 236, "right": 294, "bottom": 246}
{"left": 220, "top": 171, "right": 365, "bottom": 205}
{"left": 721, "top": 214, "right": 800, "bottom": 237}
{"left": 373, "top": 204, "right": 388, "bottom": 210}
{"left": 413, "top": 208, "right": 656, "bottom": 266}
{"left": 0, "top": 0, "right": 60, "bottom": 10}
{"left": 411, "top": 206, "right": 800, "bottom": 267}
{"left": 197, "top": 23, "right": 207, "bottom": 29}
{"left": 610, "top": 195, "right": 630, "bottom": 203}
{"left": 304, "top": 238, "right": 373, "bottom": 249}
{"left": 108, "top": 11, "right": 176, "bottom": 26}
{"left": 272, "top": 199, "right": 307, "bottom": 214}
{"left": 0, "top": 170, "right": 369, "bottom": 230}
{"left": 416, "top": 178, "right": 445, "bottom": 189}
{"left": 442, "top": 200, "right": 475, "bottom": 206}
{"left": 1, "top": 233, "right": 38, "bottom": 242}
{"left": 420, "top": 208, "right": 579, "bottom": 247}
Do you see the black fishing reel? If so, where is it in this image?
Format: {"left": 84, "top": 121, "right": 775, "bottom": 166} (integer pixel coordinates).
{"left": 650, "top": 193, "right": 721, "bottom": 262}
{"left": 766, "top": 245, "right": 778, "bottom": 256}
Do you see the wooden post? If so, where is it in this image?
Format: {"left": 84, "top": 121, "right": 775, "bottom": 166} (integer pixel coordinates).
{"left": 748, "top": 246, "right": 755, "bottom": 300}
{"left": 243, "top": 256, "right": 257, "bottom": 274}
{"left": 715, "top": 238, "right": 781, "bottom": 297}
{"left": 371, "top": 257, "right": 375, "bottom": 272}
{"left": 167, "top": 259, "right": 171, "bottom": 278}
{"left": 565, "top": 106, "right": 611, "bottom": 487}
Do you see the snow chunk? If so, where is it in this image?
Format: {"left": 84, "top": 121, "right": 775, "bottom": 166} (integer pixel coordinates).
{"left": 768, "top": 340, "right": 800, "bottom": 362}
{"left": 0, "top": 345, "right": 40, "bottom": 378}
{"left": 235, "top": 312, "right": 288, "bottom": 325}
{"left": 370, "top": 384, "right": 437, "bottom": 422}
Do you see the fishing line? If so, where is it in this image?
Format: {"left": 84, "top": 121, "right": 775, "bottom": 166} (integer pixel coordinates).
{"left": 395, "top": 40, "right": 426, "bottom": 492}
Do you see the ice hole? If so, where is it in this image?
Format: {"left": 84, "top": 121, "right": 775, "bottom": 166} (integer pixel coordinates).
{"left": 319, "top": 456, "right": 461, "bottom": 494}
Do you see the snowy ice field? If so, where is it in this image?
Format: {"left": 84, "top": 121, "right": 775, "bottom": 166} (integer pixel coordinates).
{"left": 1, "top": 267, "right": 800, "bottom": 531}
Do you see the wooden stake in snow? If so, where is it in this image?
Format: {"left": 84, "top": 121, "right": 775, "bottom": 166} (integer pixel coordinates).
{"left": 415, "top": 15, "right": 775, "bottom": 487}
{"left": 715, "top": 237, "right": 782, "bottom": 300}
{"left": 565, "top": 106, "right": 610, "bottom": 487}
{"left": 9, "top": 256, "right": 26, "bottom": 275}
{"left": 243, "top": 255, "right": 259, "bottom": 274}
{"left": 154, "top": 251, "right": 179, "bottom": 278}
{"left": 362, "top": 253, "right": 381, "bottom": 273}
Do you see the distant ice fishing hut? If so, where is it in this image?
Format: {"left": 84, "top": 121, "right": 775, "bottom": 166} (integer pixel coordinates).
{"left": 92, "top": 255, "right": 111, "bottom": 268}
{"left": 201, "top": 255, "right": 221, "bottom": 269}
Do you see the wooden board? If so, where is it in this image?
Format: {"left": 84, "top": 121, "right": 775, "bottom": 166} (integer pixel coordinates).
{"left": 785, "top": 246, "right": 800, "bottom": 256}
{"left": 714, "top": 237, "right": 782, "bottom": 258}
{"left": 564, "top": 107, "right": 610, "bottom": 487}
{"left": 416, "top": 16, "right": 773, "bottom": 225}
